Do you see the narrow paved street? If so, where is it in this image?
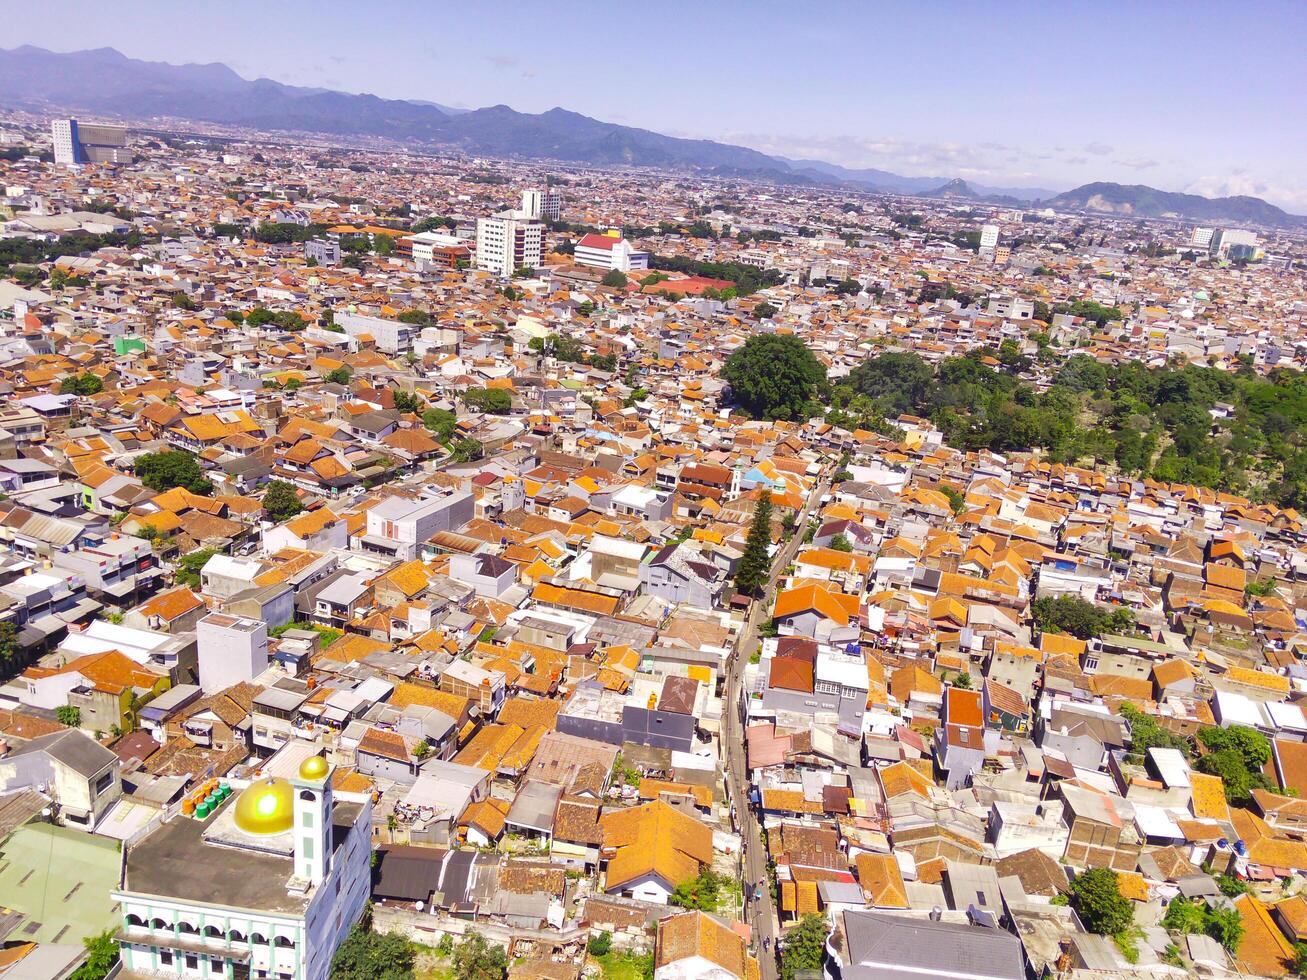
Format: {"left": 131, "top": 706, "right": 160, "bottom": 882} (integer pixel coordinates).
{"left": 723, "top": 478, "right": 830, "bottom": 978}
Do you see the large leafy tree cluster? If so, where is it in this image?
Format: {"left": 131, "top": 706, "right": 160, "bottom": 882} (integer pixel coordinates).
{"left": 837, "top": 349, "right": 1307, "bottom": 506}
{"left": 1161, "top": 897, "right": 1244, "bottom": 952}
{"left": 1070, "top": 868, "right": 1133, "bottom": 936}
{"left": 782, "top": 914, "right": 828, "bottom": 980}
{"left": 262, "top": 480, "right": 303, "bottom": 521}
{"left": 135, "top": 450, "right": 214, "bottom": 496}
{"left": 648, "top": 254, "right": 785, "bottom": 296}
{"left": 1031, "top": 595, "right": 1136, "bottom": 639}
{"left": 1195, "top": 725, "right": 1274, "bottom": 804}
{"left": 1119, "top": 703, "right": 1191, "bottom": 762}
{"left": 0, "top": 229, "right": 147, "bottom": 282}
{"left": 59, "top": 373, "right": 104, "bottom": 396}
{"left": 451, "top": 932, "right": 507, "bottom": 980}
{"left": 330, "top": 923, "right": 414, "bottom": 980}
{"left": 735, "top": 491, "right": 773, "bottom": 597}
{"left": 253, "top": 222, "right": 328, "bottom": 244}
{"left": 245, "top": 307, "right": 306, "bottom": 331}
{"left": 462, "top": 387, "right": 512, "bottom": 414}
{"left": 723, "top": 334, "right": 826, "bottom": 421}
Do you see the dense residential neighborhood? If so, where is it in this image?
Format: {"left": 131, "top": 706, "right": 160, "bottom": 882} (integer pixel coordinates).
{"left": 1, "top": 64, "right": 1307, "bottom": 980}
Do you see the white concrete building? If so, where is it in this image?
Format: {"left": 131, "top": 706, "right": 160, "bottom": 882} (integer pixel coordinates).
{"left": 574, "top": 233, "right": 649, "bottom": 273}
{"left": 113, "top": 755, "right": 372, "bottom": 980}
{"left": 979, "top": 223, "right": 1000, "bottom": 256}
{"left": 197, "top": 613, "right": 268, "bottom": 693}
{"left": 520, "top": 187, "right": 562, "bottom": 222}
{"left": 475, "top": 209, "right": 544, "bottom": 276}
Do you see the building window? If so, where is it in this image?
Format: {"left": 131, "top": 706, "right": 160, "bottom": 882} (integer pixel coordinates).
{"left": 211, "top": 959, "right": 224, "bottom": 973}
{"left": 161, "top": 951, "right": 173, "bottom": 966}
{"left": 185, "top": 955, "right": 199, "bottom": 970}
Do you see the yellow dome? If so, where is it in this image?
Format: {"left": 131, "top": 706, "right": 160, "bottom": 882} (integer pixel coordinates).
{"left": 232, "top": 778, "right": 294, "bottom": 835}
{"left": 299, "top": 755, "right": 329, "bottom": 781}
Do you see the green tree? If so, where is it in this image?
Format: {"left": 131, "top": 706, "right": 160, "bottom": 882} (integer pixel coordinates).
{"left": 1070, "top": 868, "right": 1133, "bottom": 936}
{"left": 69, "top": 930, "right": 119, "bottom": 980}
{"left": 1161, "top": 897, "right": 1207, "bottom": 935}
{"left": 175, "top": 548, "right": 219, "bottom": 589}
{"left": 735, "top": 491, "right": 773, "bottom": 597}
{"left": 171, "top": 291, "right": 197, "bottom": 310}
{"left": 452, "top": 932, "right": 506, "bottom": 980}
{"left": 449, "top": 438, "right": 484, "bottom": 463}
{"left": 722, "top": 334, "right": 826, "bottom": 421}
{"left": 135, "top": 450, "right": 214, "bottom": 496}
{"left": 670, "top": 868, "right": 723, "bottom": 912}
{"left": 782, "top": 913, "right": 828, "bottom": 980}
{"left": 1195, "top": 724, "right": 1274, "bottom": 803}
{"left": 373, "top": 234, "right": 395, "bottom": 256}
{"left": 60, "top": 373, "right": 104, "bottom": 396}
{"left": 828, "top": 533, "right": 853, "bottom": 552}
{"left": 397, "top": 308, "right": 432, "bottom": 326}
{"left": 0, "top": 620, "right": 18, "bottom": 674}
{"left": 1292, "top": 942, "right": 1307, "bottom": 977}
{"left": 330, "top": 924, "right": 415, "bottom": 980}
{"left": 941, "top": 485, "right": 966, "bottom": 514}
{"left": 587, "top": 931, "right": 612, "bottom": 956}
{"left": 325, "top": 366, "right": 352, "bottom": 385}
{"left": 462, "top": 388, "right": 512, "bottom": 413}
{"left": 601, "top": 269, "right": 628, "bottom": 288}
{"left": 1203, "top": 904, "right": 1244, "bottom": 952}
{"left": 262, "top": 480, "right": 303, "bottom": 521}
{"left": 56, "top": 705, "right": 81, "bottom": 727}
{"left": 392, "top": 389, "right": 423, "bottom": 413}
{"left": 1198, "top": 724, "right": 1271, "bottom": 766}
{"left": 754, "top": 301, "right": 778, "bottom": 319}
{"left": 422, "top": 407, "right": 458, "bottom": 442}
{"left": 1119, "top": 703, "right": 1191, "bottom": 761}
{"left": 1031, "top": 594, "right": 1133, "bottom": 639}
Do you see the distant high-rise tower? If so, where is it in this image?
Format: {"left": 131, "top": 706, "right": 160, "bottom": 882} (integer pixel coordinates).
{"left": 51, "top": 118, "right": 129, "bottom": 165}
{"left": 476, "top": 209, "right": 544, "bottom": 276}
{"left": 521, "top": 187, "right": 562, "bottom": 222}
{"left": 979, "top": 224, "right": 1000, "bottom": 256}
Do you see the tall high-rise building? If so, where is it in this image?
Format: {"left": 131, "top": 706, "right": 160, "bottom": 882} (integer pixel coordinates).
{"left": 1210, "top": 228, "right": 1259, "bottom": 258}
{"left": 476, "top": 209, "right": 544, "bottom": 276}
{"left": 1189, "top": 227, "right": 1215, "bottom": 250}
{"left": 521, "top": 187, "right": 562, "bottom": 222}
{"left": 51, "top": 118, "right": 129, "bottom": 165}
{"left": 979, "top": 224, "right": 1000, "bottom": 255}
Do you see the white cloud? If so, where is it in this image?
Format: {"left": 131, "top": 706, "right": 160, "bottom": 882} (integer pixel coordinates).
{"left": 1185, "top": 171, "right": 1307, "bottom": 213}
{"left": 1084, "top": 142, "right": 1114, "bottom": 155}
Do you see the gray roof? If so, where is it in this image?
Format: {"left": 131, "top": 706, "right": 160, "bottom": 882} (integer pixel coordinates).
{"left": 840, "top": 910, "right": 1025, "bottom": 980}
{"left": 10, "top": 729, "right": 117, "bottom": 778}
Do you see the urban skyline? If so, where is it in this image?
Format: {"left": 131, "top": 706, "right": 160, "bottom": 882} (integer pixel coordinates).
{"left": 4, "top": 0, "right": 1306, "bottom": 209}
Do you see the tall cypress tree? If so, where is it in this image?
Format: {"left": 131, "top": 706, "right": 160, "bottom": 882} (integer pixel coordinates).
{"left": 736, "top": 490, "right": 773, "bottom": 596}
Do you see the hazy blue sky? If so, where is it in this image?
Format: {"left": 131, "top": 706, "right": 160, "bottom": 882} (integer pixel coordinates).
{"left": 7, "top": 1, "right": 1306, "bottom": 208}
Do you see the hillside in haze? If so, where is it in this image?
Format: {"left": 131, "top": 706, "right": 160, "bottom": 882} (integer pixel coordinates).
{"left": 1046, "top": 182, "right": 1299, "bottom": 228}
{"left": 1, "top": 46, "right": 1300, "bottom": 226}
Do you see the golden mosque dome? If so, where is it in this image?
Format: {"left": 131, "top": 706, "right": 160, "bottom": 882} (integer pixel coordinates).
{"left": 299, "top": 754, "right": 329, "bottom": 781}
{"left": 232, "top": 778, "right": 294, "bottom": 836}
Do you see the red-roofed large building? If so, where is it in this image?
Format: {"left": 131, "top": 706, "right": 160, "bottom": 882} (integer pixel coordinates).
{"left": 575, "top": 233, "right": 649, "bottom": 273}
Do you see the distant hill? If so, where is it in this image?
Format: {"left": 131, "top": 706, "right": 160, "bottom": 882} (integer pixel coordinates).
{"left": 1047, "top": 182, "right": 1302, "bottom": 229}
{"left": 921, "top": 178, "right": 981, "bottom": 200}
{"left": 779, "top": 158, "right": 1057, "bottom": 201}
{"left": 0, "top": 45, "right": 795, "bottom": 178}
{"left": 0, "top": 46, "right": 1298, "bottom": 225}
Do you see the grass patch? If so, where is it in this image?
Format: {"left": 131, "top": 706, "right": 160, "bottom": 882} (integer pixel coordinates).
{"left": 594, "top": 950, "right": 653, "bottom": 980}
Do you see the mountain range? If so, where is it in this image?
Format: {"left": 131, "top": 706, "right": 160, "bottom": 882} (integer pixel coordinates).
{"left": 0, "top": 45, "right": 1300, "bottom": 228}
